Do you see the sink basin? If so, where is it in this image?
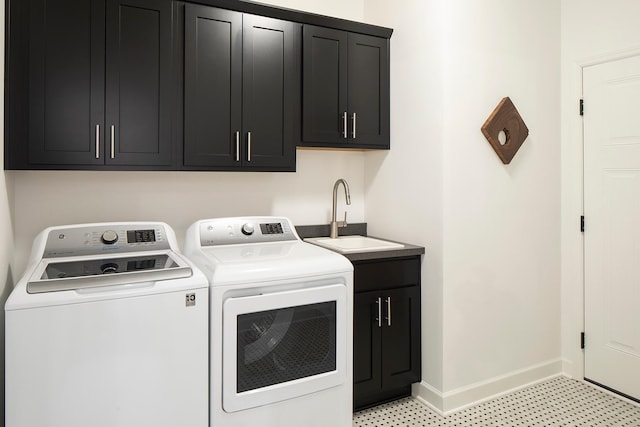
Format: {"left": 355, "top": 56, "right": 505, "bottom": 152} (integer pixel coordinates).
{"left": 305, "top": 236, "right": 404, "bottom": 253}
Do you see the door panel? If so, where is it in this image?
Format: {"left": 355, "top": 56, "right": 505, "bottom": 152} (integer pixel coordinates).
{"left": 381, "top": 286, "right": 421, "bottom": 390}
{"left": 105, "top": 0, "right": 173, "bottom": 166}
{"left": 302, "top": 25, "right": 348, "bottom": 144}
{"left": 184, "top": 5, "right": 242, "bottom": 167}
{"left": 242, "top": 15, "right": 296, "bottom": 169}
{"left": 584, "top": 54, "right": 640, "bottom": 401}
{"left": 353, "top": 291, "right": 382, "bottom": 394}
{"left": 28, "top": 0, "right": 105, "bottom": 165}
{"left": 347, "top": 33, "right": 389, "bottom": 148}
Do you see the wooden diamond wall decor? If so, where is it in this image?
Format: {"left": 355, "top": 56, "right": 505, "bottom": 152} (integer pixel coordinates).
{"left": 481, "top": 97, "right": 529, "bottom": 164}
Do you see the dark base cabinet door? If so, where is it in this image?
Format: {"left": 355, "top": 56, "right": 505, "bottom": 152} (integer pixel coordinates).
{"left": 353, "top": 286, "right": 421, "bottom": 410}
{"left": 105, "top": 0, "right": 174, "bottom": 166}
{"left": 353, "top": 290, "right": 383, "bottom": 400}
{"left": 380, "top": 286, "right": 421, "bottom": 391}
{"left": 27, "top": 0, "right": 105, "bottom": 165}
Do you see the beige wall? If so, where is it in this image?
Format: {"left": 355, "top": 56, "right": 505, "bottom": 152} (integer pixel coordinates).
{"left": 364, "top": 0, "right": 561, "bottom": 413}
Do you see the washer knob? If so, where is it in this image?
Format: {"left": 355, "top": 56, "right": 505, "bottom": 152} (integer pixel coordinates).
{"left": 101, "top": 230, "right": 119, "bottom": 245}
{"left": 241, "top": 223, "right": 255, "bottom": 236}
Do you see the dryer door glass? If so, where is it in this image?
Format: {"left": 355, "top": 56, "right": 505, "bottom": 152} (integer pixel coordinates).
{"left": 236, "top": 301, "right": 336, "bottom": 393}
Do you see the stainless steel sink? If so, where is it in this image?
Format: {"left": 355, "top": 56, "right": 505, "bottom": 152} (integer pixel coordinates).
{"left": 305, "top": 236, "right": 404, "bottom": 253}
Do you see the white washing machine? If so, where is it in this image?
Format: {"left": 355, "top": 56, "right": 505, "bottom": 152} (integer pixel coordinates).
{"left": 5, "top": 222, "right": 209, "bottom": 427}
{"left": 184, "top": 216, "right": 353, "bottom": 427}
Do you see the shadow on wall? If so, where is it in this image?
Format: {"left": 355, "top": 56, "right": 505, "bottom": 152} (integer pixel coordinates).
{"left": 1, "top": 266, "right": 15, "bottom": 424}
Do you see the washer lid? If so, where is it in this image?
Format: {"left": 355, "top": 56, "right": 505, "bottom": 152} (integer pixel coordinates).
{"left": 27, "top": 251, "right": 192, "bottom": 294}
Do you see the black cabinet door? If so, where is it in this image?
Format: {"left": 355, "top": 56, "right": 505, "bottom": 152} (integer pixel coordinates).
{"left": 28, "top": 0, "right": 105, "bottom": 165}
{"left": 353, "top": 290, "right": 383, "bottom": 406}
{"left": 242, "top": 15, "right": 297, "bottom": 170}
{"left": 301, "top": 26, "right": 389, "bottom": 149}
{"left": 183, "top": 4, "right": 242, "bottom": 168}
{"left": 347, "top": 33, "right": 390, "bottom": 149}
{"left": 302, "top": 25, "right": 348, "bottom": 145}
{"left": 381, "top": 286, "right": 421, "bottom": 390}
{"left": 105, "top": 0, "right": 173, "bottom": 166}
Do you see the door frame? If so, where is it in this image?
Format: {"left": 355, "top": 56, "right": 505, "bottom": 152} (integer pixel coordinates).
{"left": 564, "top": 46, "right": 640, "bottom": 385}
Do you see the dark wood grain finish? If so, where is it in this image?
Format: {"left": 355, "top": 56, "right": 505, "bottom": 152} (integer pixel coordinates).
{"left": 184, "top": 4, "right": 242, "bottom": 167}
{"left": 353, "top": 256, "right": 422, "bottom": 410}
{"left": 106, "top": 0, "right": 174, "bottom": 166}
{"left": 302, "top": 25, "right": 348, "bottom": 144}
{"left": 242, "top": 15, "right": 297, "bottom": 170}
{"left": 301, "top": 25, "right": 390, "bottom": 149}
{"left": 28, "top": 0, "right": 105, "bottom": 165}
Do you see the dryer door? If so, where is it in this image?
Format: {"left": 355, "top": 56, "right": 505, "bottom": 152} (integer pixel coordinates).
{"left": 222, "top": 283, "right": 347, "bottom": 412}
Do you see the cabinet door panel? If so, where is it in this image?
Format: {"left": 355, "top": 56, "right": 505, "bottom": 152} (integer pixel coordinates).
{"left": 28, "top": 0, "right": 105, "bottom": 165}
{"left": 302, "top": 25, "right": 348, "bottom": 144}
{"left": 348, "top": 33, "right": 390, "bottom": 148}
{"left": 353, "top": 291, "right": 382, "bottom": 408}
{"left": 184, "top": 5, "right": 242, "bottom": 167}
{"left": 242, "top": 15, "right": 296, "bottom": 170}
{"left": 106, "top": 0, "right": 173, "bottom": 166}
{"left": 381, "top": 286, "right": 421, "bottom": 390}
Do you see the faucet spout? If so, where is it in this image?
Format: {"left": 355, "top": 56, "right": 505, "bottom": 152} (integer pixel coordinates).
{"left": 330, "top": 179, "right": 351, "bottom": 238}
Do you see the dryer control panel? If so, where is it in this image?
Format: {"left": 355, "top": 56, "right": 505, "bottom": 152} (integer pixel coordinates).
{"left": 198, "top": 217, "right": 298, "bottom": 246}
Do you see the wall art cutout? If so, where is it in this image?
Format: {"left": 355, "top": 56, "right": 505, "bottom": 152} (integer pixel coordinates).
{"left": 481, "top": 97, "right": 529, "bottom": 164}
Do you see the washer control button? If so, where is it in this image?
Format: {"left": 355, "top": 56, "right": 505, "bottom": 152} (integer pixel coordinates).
{"left": 241, "top": 223, "right": 255, "bottom": 236}
{"left": 101, "top": 230, "right": 119, "bottom": 245}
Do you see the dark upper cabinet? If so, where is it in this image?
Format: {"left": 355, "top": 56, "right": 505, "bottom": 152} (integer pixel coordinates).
{"left": 301, "top": 25, "right": 390, "bottom": 150}
{"left": 5, "top": 0, "right": 391, "bottom": 170}
{"left": 105, "top": 0, "right": 174, "bottom": 166}
{"left": 26, "top": 0, "right": 105, "bottom": 166}
{"left": 8, "top": 0, "right": 174, "bottom": 169}
{"left": 182, "top": 4, "right": 297, "bottom": 171}
{"left": 352, "top": 257, "right": 421, "bottom": 410}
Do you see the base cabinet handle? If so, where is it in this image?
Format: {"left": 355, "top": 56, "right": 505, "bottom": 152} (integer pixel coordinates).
{"left": 386, "top": 296, "right": 392, "bottom": 326}
{"left": 376, "top": 297, "right": 382, "bottom": 328}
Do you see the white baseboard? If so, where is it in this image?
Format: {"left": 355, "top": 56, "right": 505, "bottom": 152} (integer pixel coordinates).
{"left": 413, "top": 358, "right": 563, "bottom": 415}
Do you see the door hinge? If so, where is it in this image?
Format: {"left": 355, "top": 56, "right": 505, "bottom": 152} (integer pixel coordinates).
{"left": 580, "top": 215, "right": 585, "bottom": 232}
{"left": 579, "top": 99, "right": 584, "bottom": 116}
{"left": 581, "top": 332, "right": 585, "bottom": 349}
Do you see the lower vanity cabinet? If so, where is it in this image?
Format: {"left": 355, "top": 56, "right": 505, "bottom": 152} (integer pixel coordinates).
{"left": 353, "top": 256, "right": 422, "bottom": 410}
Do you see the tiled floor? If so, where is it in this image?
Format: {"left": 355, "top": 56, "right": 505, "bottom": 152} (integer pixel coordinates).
{"left": 353, "top": 376, "right": 640, "bottom": 426}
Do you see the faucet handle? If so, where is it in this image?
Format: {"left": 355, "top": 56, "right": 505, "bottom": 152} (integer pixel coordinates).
{"left": 338, "top": 211, "right": 348, "bottom": 228}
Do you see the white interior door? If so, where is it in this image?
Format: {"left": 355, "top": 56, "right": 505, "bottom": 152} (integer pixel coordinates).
{"left": 584, "top": 54, "right": 640, "bottom": 401}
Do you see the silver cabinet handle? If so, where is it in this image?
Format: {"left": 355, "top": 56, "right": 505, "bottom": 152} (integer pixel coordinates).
{"left": 110, "top": 125, "right": 115, "bottom": 159}
{"left": 376, "top": 297, "right": 382, "bottom": 328}
{"left": 95, "top": 125, "right": 100, "bottom": 159}
{"left": 235, "top": 131, "right": 240, "bottom": 162}
{"left": 247, "top": 132, "right": 252, "bottom": 162}
{"left": 386, "top": 296, "right": 392, "bottom": 326}
{"left": 342, "top": 112, "right": 348, "bottom": 139}
{"left": 351, "top": 112, "right": 357, "bottom": 139}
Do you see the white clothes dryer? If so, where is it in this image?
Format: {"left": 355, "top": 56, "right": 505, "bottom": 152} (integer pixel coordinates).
{"left": 184, "top": 216, "right": 353, "bottom": 427}
{"left": 5, "top": 222, "right": 209, "bottom": 427}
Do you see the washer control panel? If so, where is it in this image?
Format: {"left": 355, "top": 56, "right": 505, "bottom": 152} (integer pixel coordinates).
{"left": 42, "top": 223, "right": 171, "bottom": 258}
{"left": 198, "top": 217, "right": 298, "bottom": 246}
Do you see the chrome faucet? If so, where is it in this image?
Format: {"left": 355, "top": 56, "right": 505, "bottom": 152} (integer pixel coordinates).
{"left": 330, "top": 178, "right": 351, "bottom": 238}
